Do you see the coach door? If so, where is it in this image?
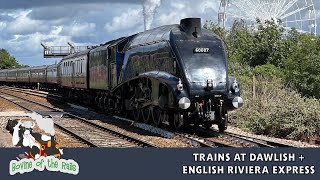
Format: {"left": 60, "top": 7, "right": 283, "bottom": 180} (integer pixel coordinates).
{"left": 110, "top": 62, "right": 117, "bottom": 89}
{"left": 107, "top": 47, "right": 115, "bottom": 89}
{"left": 72, "top": 61, "right": 75, "bottom": 88}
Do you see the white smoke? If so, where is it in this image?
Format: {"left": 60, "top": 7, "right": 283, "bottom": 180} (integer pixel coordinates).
{"left": 142, "top": 0, "right": 162, "bottom": 30}
{"left": 27, "top": 112, "right": 55, "bottom": 136}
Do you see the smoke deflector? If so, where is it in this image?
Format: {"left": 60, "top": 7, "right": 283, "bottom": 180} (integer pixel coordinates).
{"left": 180, "top": 18, "right": 202, "bottom": 38}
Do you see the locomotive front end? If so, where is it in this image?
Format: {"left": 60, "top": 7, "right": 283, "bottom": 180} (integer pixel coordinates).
{"left": 171, "top": 18, "right": 243, "bottom": 131}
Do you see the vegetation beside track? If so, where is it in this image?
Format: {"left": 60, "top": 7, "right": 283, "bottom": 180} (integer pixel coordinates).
{"left": 204, "top": 20, "right": 320, "bottom": 142}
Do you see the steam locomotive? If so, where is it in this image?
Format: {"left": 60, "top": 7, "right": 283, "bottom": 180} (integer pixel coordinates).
{"left": 0, "top": 18, "right": 243, "bottom": 132}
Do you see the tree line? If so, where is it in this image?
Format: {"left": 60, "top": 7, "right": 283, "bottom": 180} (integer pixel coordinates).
{"left": 204, "top": 20, "right": 320, "bottom": 142}
{"left": 0, "top": 48, "right": 27, "bottom": 69}
{"left": 205, "top": 19, "right": 320, "bottom": 99}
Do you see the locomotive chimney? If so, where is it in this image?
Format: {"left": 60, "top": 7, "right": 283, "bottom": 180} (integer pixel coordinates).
{"left": 180, "top": 18, "right": 202, "bottom": 38}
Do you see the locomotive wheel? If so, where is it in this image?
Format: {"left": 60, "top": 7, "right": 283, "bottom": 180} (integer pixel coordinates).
{"left": 168, "top": 112, "right": 175, "bottom": 129}
{"left": 132, "top": 107, "right": 141, "bottom": 121}
{"left": 152, "top": 107, "right": 162, "bottom": 127}
{"left": 218, "top": 113, "right": 228, "bottom": 132}
{"left": 203, "top": 122, "right": 213, "bottom": 129}
{"left": 141, "top": 107, "right": 151, "bottom": 123}
{"left": 104, "top": 101, "right": 112, "bottom": 114}
{"left": 161, "top": 111, "right": 169, "bottom": 124}
{"left": 193, "top": 121, "right": 200, "bottom": 129}
{"left": 94, "top": 95, "right": 99, "bottom": 108}
{"left": 104, "top": 97, "right": 109, "bottom": 112}
{"left": 173, "top": 112, "right": 185, "bottom": 130}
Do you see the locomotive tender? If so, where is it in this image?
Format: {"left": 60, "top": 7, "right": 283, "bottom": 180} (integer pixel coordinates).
{"left": 0, "top": 18, "right": 243, "bottom": 132}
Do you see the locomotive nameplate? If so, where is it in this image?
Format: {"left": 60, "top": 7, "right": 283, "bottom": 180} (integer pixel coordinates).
{"left": 193, "top": 48, "right": 210, "bottom": 53}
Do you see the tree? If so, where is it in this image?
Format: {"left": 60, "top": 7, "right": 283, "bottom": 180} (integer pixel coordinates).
{"left": 204, "top": 19, "right": 320, "bottom": 141}
{"left": 203, "top": 20, "right": 227, "bottom": 41}
{"left": 283, "top": 32, "right": 320, "bottom": 98}
{"left": 204, "top": 18, "right": 320, "bottom": 98}
{"left": 0, "top": 48, "right": 27, "bottom": 69}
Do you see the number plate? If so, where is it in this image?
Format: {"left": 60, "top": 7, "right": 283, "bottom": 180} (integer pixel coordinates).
{"left": 193, "top": 48, "right": 210, "bottom": 53}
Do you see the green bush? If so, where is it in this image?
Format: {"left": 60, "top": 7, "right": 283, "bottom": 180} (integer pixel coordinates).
{"left": 204, "top": 19, "right": 320, "bottom": 99}
{"left": 253, "top": 64, "right": 284, "bottom": 79}
{"left": 204, "top": 19, "right": 320, "bottom": 142}
{"left": 230, "top": 76, "right": 320, "bottom": 142}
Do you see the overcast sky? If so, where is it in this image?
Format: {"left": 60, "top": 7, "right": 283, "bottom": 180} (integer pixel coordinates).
{"left": 0, "top": 0, "right": 319, "bottom": 66}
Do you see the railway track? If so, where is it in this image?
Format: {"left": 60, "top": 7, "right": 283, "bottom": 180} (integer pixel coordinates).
{"left": 113, "top": 115, "right": 298, "bottom": 148}
{"left": 0, "top": 86, "right": 298, "bottom": 148}
{"left": 2, "top": 86, "right": 244, "bottom": 148}
{"left": 112, "top": 116, "right": 250, "bottom": 148}
{"left": 0, "top": 90, "right": 157, "bottom": 148}
{"left": 176, "top": 133, "right": 243, "bottom": 148}
{"left": 223, "top": 131, "right": 297, "bottom": 147}
{"left": 1, "top": 86, "right": 63, "bottom": 101}
{"left": 191, "top": 127, "right": 297, "bottom": 148}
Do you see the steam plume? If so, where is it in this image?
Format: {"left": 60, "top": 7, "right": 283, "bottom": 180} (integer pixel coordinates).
{"left": 142, "top": 0, "right": 162, "bottom": 30}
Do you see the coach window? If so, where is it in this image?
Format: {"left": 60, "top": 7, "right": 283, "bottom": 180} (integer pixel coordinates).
{"left": 143, "top": 45, "right": 151, "bottom": 73}
{"left": 80, "top": 60, "right": 82, "bottom": 74}
{"left": 80, "top": 61, "right": 82, "bottom": 73}
{"left": 76, "top": 61, "right": 78, "bottom": 74}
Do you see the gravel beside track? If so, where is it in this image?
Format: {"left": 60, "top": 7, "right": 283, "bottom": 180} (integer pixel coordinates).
{"left": 0, "top": 93, "right": 24, "bottom": 112}
{"left": 2, "top": 90, "right": 172, "bottom": 147}
{"left": 0, "top": 87, "right": 192, "bottom": 148}
{"left": 225, "top": 126, "right": 319, "bottom": 148}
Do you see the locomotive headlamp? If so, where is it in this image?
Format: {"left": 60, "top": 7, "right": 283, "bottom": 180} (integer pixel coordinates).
{"left": 207, "top": 79, "right": 213, "bottom": 90}
{"left": 179, "top": 97, "right": 191, "bottom": 109}
{"left": 231, "top": 79, "right": 239, "bottom": 93}
{"left": 177, "top": 78, "right": 183, "bottom": 91}
{"left": 232, "top": 96, "right": 244, "bottom": 108}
